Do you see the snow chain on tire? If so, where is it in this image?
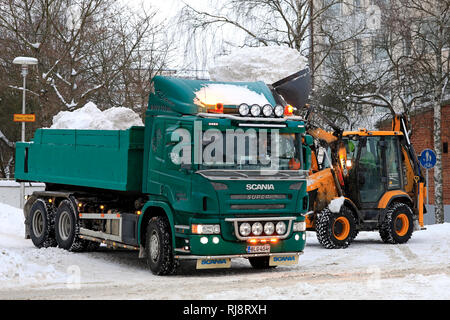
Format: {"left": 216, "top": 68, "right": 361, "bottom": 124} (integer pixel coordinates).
{"left": 29, "top": 199, "right": 57, "bottom": 248}
{"left": 54, "top": 198, "right": 87, "bottom": 252}
{"left": 379, "top": 202, "right": 414, "bottom": 244}
{"left": 316, "top": 205, "right": 357, "bottom": 249}
{"left": 145, "top": 216, "right": 178, "bottom": 275}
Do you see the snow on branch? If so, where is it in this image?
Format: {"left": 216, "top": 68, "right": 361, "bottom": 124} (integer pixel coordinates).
{"left": 0, "top": 130, "right": 14, "bottom": 148}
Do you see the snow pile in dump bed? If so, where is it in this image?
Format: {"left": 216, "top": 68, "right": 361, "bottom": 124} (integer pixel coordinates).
{"left": 50, "top": 102, "right": 143, "bottom": 130}
{"left": 194, "top": 83, "right": 270, "bottom": 106}
{"left": 209, "top": 46, "right": 308, "bottom": 84}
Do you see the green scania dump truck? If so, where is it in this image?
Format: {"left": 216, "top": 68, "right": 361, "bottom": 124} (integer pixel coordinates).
{"left": 15, "top": 74, "right": 313, "bottom": 275}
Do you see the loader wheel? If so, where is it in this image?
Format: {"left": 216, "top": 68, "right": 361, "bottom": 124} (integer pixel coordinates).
{"left": 55, "top": 199, "right": 86, "bottom": 252}
{"left": 145, "top": 216, "right": 178, "bottom": 275}
{"left": 379, "top": 202, "right": 414, "bottom": 244}
{"left": 316, "top": 205, "right": 357, "bottom": 249}
{"left": 29, "top": 199, "right": 57, "bottom": 248}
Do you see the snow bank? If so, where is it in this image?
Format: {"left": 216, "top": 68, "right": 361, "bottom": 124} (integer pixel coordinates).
{"left": 329, "top": 196, "right": 345, "bottom": 213}
{"left": 194, "top": 83, "right": 270, "bottom": 106}
{"left": 50, "top": 102, "right": 144, "bottom": 130}
{"left": 0, "top": 202, "right": 24, "bottom": 235}
{"left": 209, "top": 46, "right": 308, "bottom": 84}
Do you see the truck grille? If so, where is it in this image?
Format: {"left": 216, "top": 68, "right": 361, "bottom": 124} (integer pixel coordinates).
{"left": 230, "top": 194, "right": 287, "bottom": 200}
{"left": 230, "top": 204, "right": 285, "bottom": 210}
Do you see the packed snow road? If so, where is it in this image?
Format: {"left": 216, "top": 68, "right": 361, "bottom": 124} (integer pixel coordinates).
{"left": 1, "top": 202, "right": 449, "bottom": 300}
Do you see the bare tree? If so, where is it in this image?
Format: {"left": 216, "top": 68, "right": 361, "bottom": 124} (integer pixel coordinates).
{"left": 0, "top": 0, "right": 171, "bottom": 178}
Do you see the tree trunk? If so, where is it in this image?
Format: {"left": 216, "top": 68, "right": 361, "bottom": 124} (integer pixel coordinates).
{"left": 433, "top": 93, "right": 444, "bottom": 224}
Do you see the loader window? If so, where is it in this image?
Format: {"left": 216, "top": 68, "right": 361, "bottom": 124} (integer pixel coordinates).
{"left": 358, "top": 137, "right": 384, "bottom": 203}
{"left": 385, "top": 136, "right": 401, "bottom": 189}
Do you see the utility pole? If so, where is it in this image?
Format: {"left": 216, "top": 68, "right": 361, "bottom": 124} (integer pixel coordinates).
{"left": 13, "top": 56, "right": 38, "bottom": 209}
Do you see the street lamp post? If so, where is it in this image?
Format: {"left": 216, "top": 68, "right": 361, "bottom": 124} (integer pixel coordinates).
{"left": 13, "top": 56, "right": 38, "bottom": 209}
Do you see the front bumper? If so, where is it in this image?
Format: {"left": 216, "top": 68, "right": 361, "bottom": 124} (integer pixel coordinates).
{"left": 174, "top": 251, "right": 303, "bottom": 260}
{"left": 174, "top": 231, "right": 306, "bottom": 259}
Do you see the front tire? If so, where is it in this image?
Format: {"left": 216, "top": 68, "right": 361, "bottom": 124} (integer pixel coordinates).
{"left": 145, "top": 216, "right": 178, "bottom": 275}
{"left": 29, "top": 199, "right": 57, "bottom": 248}
{"left": 316, "top": 205, "right": 357, "bottom": 249}
{"left": 379, "top": 202, "right": 414, "bottom": 244}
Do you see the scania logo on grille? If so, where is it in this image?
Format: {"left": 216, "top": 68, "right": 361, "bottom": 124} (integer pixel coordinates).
{"left": 246, "top": 184, "right": 275, "bottom": 191}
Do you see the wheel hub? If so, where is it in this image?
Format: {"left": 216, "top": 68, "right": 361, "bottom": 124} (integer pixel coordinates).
{"left": 150, "top": 231, "right": 160, "bottom": 262}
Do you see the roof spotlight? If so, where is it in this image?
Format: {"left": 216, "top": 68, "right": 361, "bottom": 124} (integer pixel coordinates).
{"left": 262, "top": 104, "right": 274, "bottom": 117}
{"left": 250, "top": 104, "right": 261, "bottom": 117}
{"left": 238, "top": 103, "right": 250, "bottom": 117}
{"left": 274, "top": 105, "right": 284, "bottom": 118}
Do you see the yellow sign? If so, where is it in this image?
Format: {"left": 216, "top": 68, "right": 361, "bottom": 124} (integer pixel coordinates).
{"left": 13, "top": 114, "right": 35, "bottom": 122}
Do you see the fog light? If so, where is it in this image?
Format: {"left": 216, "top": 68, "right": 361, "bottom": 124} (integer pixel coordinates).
{"left": 213, "top": 237, "right": 219, "bottom": 244}
{"left": 250, "top": 104, "right": 261, "bottom": 117}
{"left": 264, "top": 222, "right": 275, "bottom": 235}
{"left": 276, "top": 221, "right": 287, "bottom": 235}
{"left": 238, "top": 103, "right": 250, "bottom": 117}
{"left": 262, "top": 104, "right": 273, "bottom": 117}
{"left": 251, "top": 222, "right": 263, "bottom": 236}
{"left": 200, "top": 237, "right": 208, "bottom": 244}
{"left": 274, "top": 105, "right": 284, "bottom": 117}
{"left": 239, "top": 223, "right": 251, "bottom": 237}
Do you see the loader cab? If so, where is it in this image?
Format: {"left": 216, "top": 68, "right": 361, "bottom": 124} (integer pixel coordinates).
{"left": 342, "top": 131, "right": 405, "bottom": 218}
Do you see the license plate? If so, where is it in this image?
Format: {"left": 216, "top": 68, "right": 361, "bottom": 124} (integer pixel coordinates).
{"left": 196, "top": 258, "right": 231, "bottom": 269}
{"left": 246, "top": 244, "right": 270, "bottom": 254}
{"left": 269, "top": 254, "right": 299, "bottom": 266}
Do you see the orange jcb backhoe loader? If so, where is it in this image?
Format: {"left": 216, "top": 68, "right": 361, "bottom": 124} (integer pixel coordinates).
{"left": 271, "top": 70, "right": 426, "bottom": 249}
{"left": 304, "top": 109, "right": 427, "bottom": 248}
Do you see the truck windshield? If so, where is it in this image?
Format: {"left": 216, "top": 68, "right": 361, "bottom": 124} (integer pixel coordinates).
{"left": 199, "top": 131, "right": 303, "bottom": 171}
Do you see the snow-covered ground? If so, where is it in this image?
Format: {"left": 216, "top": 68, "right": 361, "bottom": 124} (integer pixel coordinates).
{"left": 0, "top": 201, "right": 449, "bottom": 300}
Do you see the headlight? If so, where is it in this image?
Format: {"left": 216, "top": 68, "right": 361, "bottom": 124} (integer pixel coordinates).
{"left": 293, "top": 221, "right": 306, "bottom": 232}
{"left": 274, "top": 105, "right": 284, "bottom": 117}
{"left": 191, "top": 224, "right": 221, "bottom": 235}
{"left": 238, "top": 103, "right": 250, "bottom": 117}
{"left": 276, "top": 221, "right": 287, "bottom": 235}
{"left": 264, "top": 222, "right": 275, "bottom": 235}
{"left": 250, "top": 104, "right": 261, "bottom": 117}
{"left": 251, "top": 222, "right": 263, "bottom": 236}
{"left": 262, "top": 104, "right": 273, "bottom": 117}
{"left": 239, "top": 223, "right": 251, "bottom": 236}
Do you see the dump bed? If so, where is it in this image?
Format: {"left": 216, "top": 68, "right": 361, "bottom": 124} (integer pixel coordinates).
{"left": 15, "top": 127, "right": 145, "bottom": 192}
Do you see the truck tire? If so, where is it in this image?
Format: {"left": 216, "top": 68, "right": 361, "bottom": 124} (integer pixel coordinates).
{"left": 379, "top": 202, "right": 414, "bottom": 244}
{"left": 248, "top": 256, "right": 276, "bottom": 269}
{"left": 316, "top": 205, "right": 357, "bottom": 249}
{"left": 145, "top": 216, "right": 178, "bottom": 275}
{"left": 54, "top": 199, "right": 86, "bottom": 252}
{"left": 29, "top": 199, "right": 57, "bottom": 248}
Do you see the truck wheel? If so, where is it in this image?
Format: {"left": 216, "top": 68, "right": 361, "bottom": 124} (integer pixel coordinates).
{"left": 248, "top": 256, "right": 276, "bottom": 269}
{"left": 379, "top": 202, "right": 414, "bottom": 244}
{"left": 55, "top": 200, "right": 86, "bottom": 252}
{"left": 316, "top": 205, "right": 357, "bottom": 249}
{"left": 29, "top": 199, "right": 57, "bottom": 248}
{"left": 145, "top": 216, "right": 178, "bottom": 275}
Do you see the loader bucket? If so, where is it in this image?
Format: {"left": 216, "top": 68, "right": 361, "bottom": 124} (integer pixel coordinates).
{"left": 272, "top": 68, "right": 311, "bottom": 110}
